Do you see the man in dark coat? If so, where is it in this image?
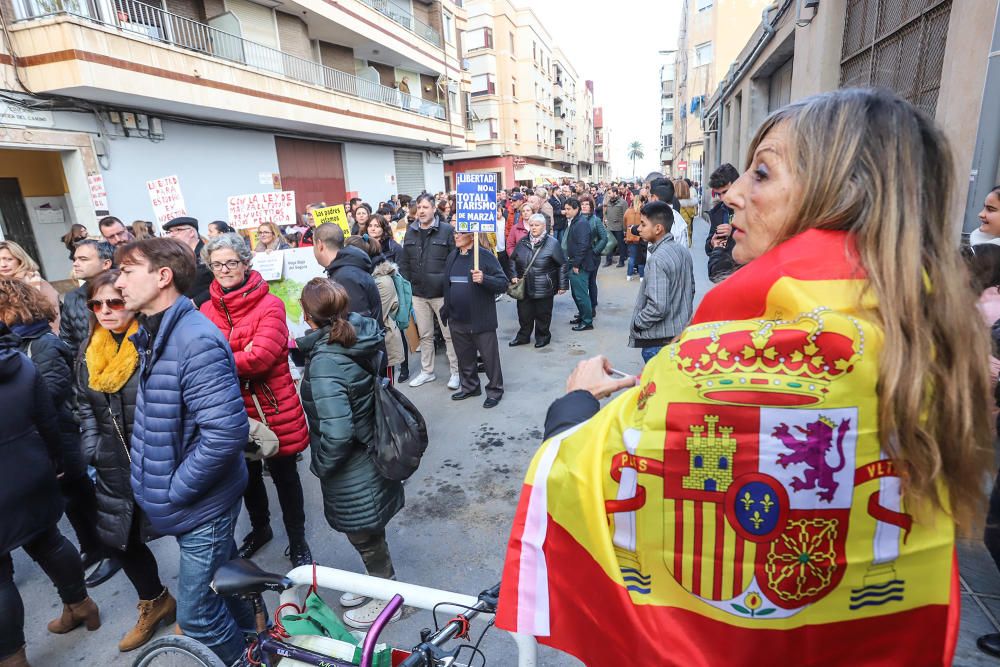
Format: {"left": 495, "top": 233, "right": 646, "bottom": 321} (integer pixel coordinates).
{"left": 705, "top": 163, "right": 740, "bottom": 283}
{"left": 60, "top": 239, "right": 113, "bottom": 358}
{"left": 564, "top": 197, "right": 597, "bottom": 331}
{"left": 162, "top": 216, "right": 213, "bottom": 307}
{"left": 441, "top": 231, "right": 508, "bottom": 408}
{"left": 312, "top": 223, "right": 383, "bottom": 322}
{"left": 114, "top": 238, "right": 251, "bottom": 665}
{"left": 396, "top": 193, "right": 459, "bottom": 389}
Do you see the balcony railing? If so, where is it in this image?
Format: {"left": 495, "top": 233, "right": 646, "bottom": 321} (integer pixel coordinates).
{"left": 15, "top": 0, "right": 447, "bottom": 121}
{"left": 357, "top": 0, "right": 442, "bottom": 48}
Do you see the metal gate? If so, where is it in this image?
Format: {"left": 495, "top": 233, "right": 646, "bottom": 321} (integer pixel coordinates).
{"left": 393, "top": 150, "right": 425, "bottom": 197}
{"left": 840, "top": 0, "right": 952, "bottom": 115}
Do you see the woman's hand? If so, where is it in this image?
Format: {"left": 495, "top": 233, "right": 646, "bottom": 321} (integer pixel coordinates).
{"left": 471, "top": 269, "right": 484, "bottom": 284}
{"left": 557, "top": 289, "right": 566, "bottom": 295}
{"left": 566, "top": 356, "right": 638, "bottom": 399}
{"left": 244, "top": 342, "right": 253, "bottom": 353}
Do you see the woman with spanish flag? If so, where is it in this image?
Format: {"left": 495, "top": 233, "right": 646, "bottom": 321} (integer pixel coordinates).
{"left": 497, "top": 88, "right": 992, "bottom": 666}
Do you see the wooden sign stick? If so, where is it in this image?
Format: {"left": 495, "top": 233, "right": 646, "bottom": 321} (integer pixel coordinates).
{"left": 473, "top": 231, "right": 480, "bottom": 271}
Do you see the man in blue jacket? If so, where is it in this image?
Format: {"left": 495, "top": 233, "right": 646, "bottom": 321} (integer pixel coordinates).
{"left": 114, "top": 238, "right": 251, "bottom": 664}
{"left": 564, "top": 198, "right": 596, "bottom": 331}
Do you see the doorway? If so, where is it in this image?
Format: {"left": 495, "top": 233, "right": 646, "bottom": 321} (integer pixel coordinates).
{"left": 0, "top": 178, "right": 42, "bottom": 268}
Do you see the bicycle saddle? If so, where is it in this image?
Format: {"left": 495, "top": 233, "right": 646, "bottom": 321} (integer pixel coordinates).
{"left": 211, "top": 558, "right": 293, "bottom": 596}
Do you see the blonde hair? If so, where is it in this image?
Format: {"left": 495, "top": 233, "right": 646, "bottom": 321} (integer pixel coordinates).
{"left": 256, "top": 222, "right": 287, "bottom": 250}
{"left": 748, "top": 88, "right": 991, "bottom": 529}
{"left": 673, "top": 179, "right": 691, "bottom": 200}
{"left": 0, "top": 240, "right": 39, "bottom": 280}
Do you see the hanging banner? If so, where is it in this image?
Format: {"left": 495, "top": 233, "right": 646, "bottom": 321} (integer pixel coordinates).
{"left": 456, "top": 173, "right": 497, "bottom": 233}
{"left": 311, "top": 204, "right": 351, "bottom": 237}
{"left": 227, "top": 191, "right": 297, "bottom": 231}
{"left": 146, "top": 175, "right": 187, "bottom": 225}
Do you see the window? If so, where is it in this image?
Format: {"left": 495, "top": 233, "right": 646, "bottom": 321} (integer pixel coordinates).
{"left": 696, "top": 0, "right": 712, "bottom": 10}
{"left": 464, "top": 27, "right": 493, "bottom": 50}
{"left": 471, "top": 73, "right": 495, "bottom": 96}
{"left": 509, "top": 32, "right": 515, "bottom": 52}
{"left": 513, "top": 119, "right": 519, "bottom": 141}
{"left": 442, "top": 11, "right": 454, "bottom": 44}
{"left": 695, "top": 41, "right": 713, "bottom": 66}
{"left": 511, "top": 81, "right": 517, "bottom": 97}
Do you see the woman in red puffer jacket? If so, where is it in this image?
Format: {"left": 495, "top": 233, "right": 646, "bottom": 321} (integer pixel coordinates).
{"left": 199, "top": 233, "right": 312, "bottom": 568}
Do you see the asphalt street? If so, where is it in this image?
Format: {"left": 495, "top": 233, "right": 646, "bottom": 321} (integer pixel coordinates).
{"left": 14, "top": 218, "right": 1000, "bottom": 665}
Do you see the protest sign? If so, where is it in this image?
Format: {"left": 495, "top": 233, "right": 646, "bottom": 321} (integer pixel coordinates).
{"left": 146, "top": 175, "right": 187, "bottom": 225}
{"left": 228, "top": 191, "right": 296, "bottom": 231}
{"left": 252, "top": 250, "right": 285, "bottom": 281}
{"left": 455, "top": 173, "right": 497, "bottom": 233}
{"left": 88, "top": 174, "right": 108, "bottom": 214}
{"left": 311, "top": 205, "right": 351, "bottom": 237}
{"left": 268, "top": 248, "right": 326, "bottom": 338}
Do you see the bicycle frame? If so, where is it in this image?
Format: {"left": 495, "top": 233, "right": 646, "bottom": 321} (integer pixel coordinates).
{"left": 277, "top": 565, "right": 539, "bottom": 667}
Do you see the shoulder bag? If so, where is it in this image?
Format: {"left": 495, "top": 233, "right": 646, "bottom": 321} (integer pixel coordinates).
{"left": 245, "top": 386, "right": 280, "bottom": 461}
{"left": 359, "top": 352, "right": 428, "bottom": 481}
{"left": 507, "top": 242, "right": 544, "bottom": 301}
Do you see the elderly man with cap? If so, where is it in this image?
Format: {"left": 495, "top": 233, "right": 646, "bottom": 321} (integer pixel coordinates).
{"left": 162, "top": 216, "right": 213, "bottom": 307}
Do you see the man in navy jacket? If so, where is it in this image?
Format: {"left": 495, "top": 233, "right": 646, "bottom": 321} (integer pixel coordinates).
{"left": 564, "top": 198, "right": 597, "bottom": 331}
{"left": 115, "top": 238, "right": 251, "bottom": 664}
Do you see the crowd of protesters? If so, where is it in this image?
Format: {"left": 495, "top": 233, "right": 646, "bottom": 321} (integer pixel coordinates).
{"left": 5, "top": 157, "right": 1000, "bottom": 664}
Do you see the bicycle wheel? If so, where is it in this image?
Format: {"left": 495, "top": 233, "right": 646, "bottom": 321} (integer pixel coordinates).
{"left": 131, "top": 635, "right": 229, "bottom": 667}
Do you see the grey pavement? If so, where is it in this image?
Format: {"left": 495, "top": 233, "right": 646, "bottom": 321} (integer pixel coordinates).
{"left": 13, "top": 218, "right": 1000, "bottom": 665}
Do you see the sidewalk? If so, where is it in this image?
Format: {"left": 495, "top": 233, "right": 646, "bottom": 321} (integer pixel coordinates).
{"left": 959, "top": 539, "right": 1000, "bottom": 665}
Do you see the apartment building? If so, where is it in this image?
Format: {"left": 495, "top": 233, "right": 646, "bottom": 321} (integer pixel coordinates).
{"left": 444, "top": 0, "right": 596, "bottom": 189}
{"left": 594, "top": 105, "right": 612, "bottom": 182}
{"left": 0, "top": 0, "right": 470, "bottom": 280}
{"left": 673, "top": 0, "right": 769, "bottom": 183}
{"left": 701, "top": 0, "right": 997, "bottom": 229}
{"left": 659, "top": 51, "right": 676, "bottom": 176}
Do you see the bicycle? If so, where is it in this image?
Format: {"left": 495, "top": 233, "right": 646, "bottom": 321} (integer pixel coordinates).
{"left": 132, "top": 558, "right": 538, "bottom": 667}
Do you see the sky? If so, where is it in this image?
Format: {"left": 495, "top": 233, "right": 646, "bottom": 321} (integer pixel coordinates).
{"left": 528, "top": 0, "right": 681, "bottom": 180}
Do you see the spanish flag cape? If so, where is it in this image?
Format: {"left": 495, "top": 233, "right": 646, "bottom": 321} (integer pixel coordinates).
{"left": 497, "top": 229, "right": 958, "bottom": 666}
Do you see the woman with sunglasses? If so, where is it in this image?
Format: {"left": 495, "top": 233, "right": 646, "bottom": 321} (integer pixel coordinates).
{"left": 199, "top": 233, "right": 312, "bottom": 568}
{"left": 76, "top": 270, "right": 175, "bottom": 653}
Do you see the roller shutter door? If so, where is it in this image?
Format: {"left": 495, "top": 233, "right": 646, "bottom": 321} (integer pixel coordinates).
{"left": 227, "top": 0, "right": 277, "bottom": 47}
{"left": 393, "top": 150, "right": 425, "bottom": 197}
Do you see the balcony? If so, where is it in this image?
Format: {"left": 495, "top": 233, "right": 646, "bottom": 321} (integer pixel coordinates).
{"left": 660, "top": 147, "right": 673, "bottom": 163}
{"left": 357, "top": 0, "right": 442, "bottom": 48}
{"left": 15, "top": 0, "right": 446, "bottom": 121}
{"left": 553, "top": 80, "right": 563, "bottom": 101}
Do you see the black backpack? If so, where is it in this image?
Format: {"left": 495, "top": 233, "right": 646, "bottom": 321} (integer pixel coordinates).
{"left": 358, "top": 352, "right": 428, "bottom": 481}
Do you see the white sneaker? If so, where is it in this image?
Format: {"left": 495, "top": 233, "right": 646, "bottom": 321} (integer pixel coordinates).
{"left": 626, "top": 275, "right": 634, "bottom": 281}
{"left": 408, "top": 372, "right": 436, "bottom": 387}
{"left": 447, "top": 373, "right": 460, "bottom": 390}
{"left": 342, "top": 598, "right": 403, "bottom": 630}
{"left": 339, "top": 591, "right": 367, "bottom": 608}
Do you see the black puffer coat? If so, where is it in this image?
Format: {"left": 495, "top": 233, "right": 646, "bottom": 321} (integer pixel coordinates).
{"left": 397, "top": 217, "right": 456, "bottom": 299}
{"left": 8, "top": 321, "right": 84, "bottom": 478}
{"left": 59, "top": 284, "right": 90, "bottom": 360}
{"left": 76, "top": 347, "right": 151, "bottom": 550}
{"left": 0, "top": 328, "right": 64, "bottom": 554}
{"left": 511, "top": 234, "right": 569, "bottom": 300}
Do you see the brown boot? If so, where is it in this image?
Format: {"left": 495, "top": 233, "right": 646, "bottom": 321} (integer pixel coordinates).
{"left": 118, "top": 589, "right": 177, "bottom": 652}
{"left": 0, "top": 646, "right": 30, "bottom": 667}
{"left": 46, "top": 596, "right": 100, "bottom": 634}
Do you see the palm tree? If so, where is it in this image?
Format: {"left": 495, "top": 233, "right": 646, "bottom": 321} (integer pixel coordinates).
{"left": 627, "top": 141, "right": 644, "bottom": 178}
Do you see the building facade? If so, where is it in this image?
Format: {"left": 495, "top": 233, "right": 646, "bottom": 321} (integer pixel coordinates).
{"left": 0, "top": 0, "right": 470, "bottom": 280}
{"left": 673, "top": 0, "right": 770, "bottom": 184}
{"left": 660, "top": 51, "right": 676, "bottom": 176}
{"left": 700, "top": 0, "right": 998, "bottom": 229}
{"left": 594, "top": 105, "right": 613, "bottom": 182}
{"left": 444, "top": 0, "right": 596, "bottom": 189}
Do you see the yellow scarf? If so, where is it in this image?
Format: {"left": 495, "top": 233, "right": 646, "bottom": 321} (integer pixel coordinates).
{"left": 86, "top": 321, "right": 139, "bottom": 393}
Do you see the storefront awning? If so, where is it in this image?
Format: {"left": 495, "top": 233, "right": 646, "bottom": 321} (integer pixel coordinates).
{"left": 513, "top": 163, "right": 575, "bottom": 185}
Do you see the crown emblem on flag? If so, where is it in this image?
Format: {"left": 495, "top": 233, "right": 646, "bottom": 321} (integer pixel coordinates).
{"left": 670, "top": 308, "right": 865, "bottom": 406}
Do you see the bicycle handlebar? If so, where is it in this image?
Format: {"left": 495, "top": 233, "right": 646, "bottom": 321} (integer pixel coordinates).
{"left": 398, "top": 583, "right": 501, "bottom": 667}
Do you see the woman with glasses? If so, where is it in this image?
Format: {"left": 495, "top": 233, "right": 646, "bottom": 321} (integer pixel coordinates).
{"left": 76, "top": 270, "right": 175, "bottom": 653}
{"left": 199, "top": 233, "right": 312, "bottom": 567}
{"left": 254, "top": 222, "right": 290, "bottom": 253}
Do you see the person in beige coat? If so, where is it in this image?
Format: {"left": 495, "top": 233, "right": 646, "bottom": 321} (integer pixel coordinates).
{"left": 345, "top": 236, "right": 405, "bottom": 377}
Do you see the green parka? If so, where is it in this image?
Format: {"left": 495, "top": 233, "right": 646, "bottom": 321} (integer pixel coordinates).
{"left": 298, "top": 313, "right": 403, "bottom": 534}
